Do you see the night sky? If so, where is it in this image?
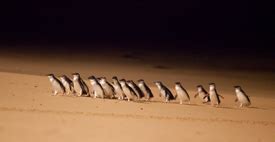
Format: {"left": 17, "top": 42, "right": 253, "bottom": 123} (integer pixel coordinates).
{"left": 0, "top": 0, "right": 273, "bottom": 49}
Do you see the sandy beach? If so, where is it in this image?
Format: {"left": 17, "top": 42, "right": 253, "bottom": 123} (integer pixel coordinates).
{"left": 0, "top": 47, "right": 274, "bottom": 142}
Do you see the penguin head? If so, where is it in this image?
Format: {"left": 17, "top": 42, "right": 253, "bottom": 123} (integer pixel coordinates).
{"left": 88, "top": 76, "right": 96, "bottom": 80}
{"left": 137, "top": 79, "right": 144, "bottom": 83}
{"left": 46, "top": 74, "right": 55, "bottom": 80}
{"left": 112, "top": 76, "right": 120, "bottom": 84}
{"left": 137, "top": 79, "right": 145, "bottom": 86}
{"left": 119, "top": 79, "right": 126, "bottom": 86}
{"left": 196, "top": 85, "right": 203, "bottom": 91}
{"left": 234, "top": 86, "right": 241, "bottom": 92}
{"left": 72, "top": 73, "right": 80, "bottom": 80}
{"left": 60, "top": 75, "right": 68, "bottom": 79}
{"left": 175, "top": 82, "right": 181, "bottom": 86}
{"left": 154, "top": 81, "right": 162, "bottom": 89}
{"left": 99, "top": 77, "right": 107, "bottom": 84}
{"left": 112, "top": 76, "right": 118, "bottom": 80}
{"left": 175, "top": 82, "right": 182, "bottom": 88}
{"left": 88, "top": 76, "right": 97, "bottom": 84}
{"left": 209, "top": 83, "right": 216, "bottom": 90}
{"left": 127, "top": 80, "right": 135, "bottom": 86}
{"left": 46, "top": 74, "right": 54, "bottom": 77}
{"left": 60, "top": 75, "right": 66, "bottom": 81}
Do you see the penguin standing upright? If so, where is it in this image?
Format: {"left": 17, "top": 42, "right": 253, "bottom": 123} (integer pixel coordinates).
{"left": 194, "top": 85, "right": 210, "bottom": 103}
{"left": 60, "top": 75, "right": 74, "bottom": 95}
{"left": 209, "top": 83, "right": 224, "bottom": 107}
{"left": 98, "top": 77, "right": 115, "bottom": 99}
{"left": 175, "top": 82, "right": 190, "bottom": 104}
{"left": 137, "top": 79, "right": 154, "bottom": 101}
{"left": 234, "top": 86, "right": 251, "bottom": 107}
{"left": 72, "top": 73, "right": 89, "bottom": 97}
{"left": 47, "top": 74, "right": 65, "bottom": 96}
{"left": 88, "top": 76, "right": 105, "bottom": 98}
{"left": 119, "top": 79, "right": 137, "bottom": 101}
{"left": 112, "top": 76, "right": 126, "bottom": 100}
{"left": 154, "top": 81, "right": 176, "bottom": 103}
{"left": 127, "top": 80, "right": 144, "bottom": 100}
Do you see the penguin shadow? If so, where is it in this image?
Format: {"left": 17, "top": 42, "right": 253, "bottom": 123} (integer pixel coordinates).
{"left": 213, "top": 105, "right": 268, "bottom": 110}
{"left": 133, "top": 100, "right": 151, "bottom": 104}
{"left": 246, "top": 106, "right": 268, "bottom": 110}
{"left": 130, "top": 100, "right": 162, "bottom": 104}
{"left": 167, "top": 101, "right": 201, "bottom": 106}
{"left": 216, "top": 106, "right": 239, "bottom": 110}
{"left": 121, "top": 53, "right": 142, "bottom": 61}
{"left": 153, "top": 65, "right": 171, "bottom": 70}
{"left": 137, "top": 100, "right": 202, "bottom": 106}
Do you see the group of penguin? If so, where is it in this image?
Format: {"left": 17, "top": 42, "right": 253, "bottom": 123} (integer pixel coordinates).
{"left": 47, "top": 73, "right": 251, "bottom": 108}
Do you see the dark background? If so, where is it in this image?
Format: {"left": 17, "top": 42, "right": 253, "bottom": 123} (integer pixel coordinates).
{"left": 0, "top": 0, "right": 273, "bottom": 54}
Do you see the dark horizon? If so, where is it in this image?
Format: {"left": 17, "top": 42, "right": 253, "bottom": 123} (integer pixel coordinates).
{"left": 0, "top": 0, "right": 273, "bottom": 50}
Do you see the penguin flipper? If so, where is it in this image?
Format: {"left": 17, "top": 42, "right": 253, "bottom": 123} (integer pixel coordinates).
{"left": 194, "top": 93, "right": 199, "bottom": 98}
{"left": 174, "top": 93, "right": 178, "bottom": 100}
{"left": 167, "top": 90, "right": 175, "bottom": 100}
{"left": 146, "top": 87, "right": 154, "bottom": 98}
{"left": 218, "top": 94, "right": 224, "bottom": 99}
{"left": 80, "top": 79, "right": 89, "bottom": 94}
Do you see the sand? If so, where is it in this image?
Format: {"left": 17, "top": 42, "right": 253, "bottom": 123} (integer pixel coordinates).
{"left": 0, "top": 49, "right": 274, "bottom": 142}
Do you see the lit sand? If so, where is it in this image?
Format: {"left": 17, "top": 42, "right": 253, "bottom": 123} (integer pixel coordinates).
{"left": 0, "top": 51, "right": 274, "bottom": 142}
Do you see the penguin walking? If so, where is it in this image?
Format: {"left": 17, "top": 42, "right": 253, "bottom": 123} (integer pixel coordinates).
{"left": 154, "top": 81, "right": 176, "bottom": 103}
{"left": 127, "top": 80, "right": 144, "bottom": 100}
{"left": 137, "top": 79, "right": 154, "bottom": 101}
{"left": 209, "top": 83, "right": 224, "bottom": 107}
{"left": 175, "top": 82, "right": 190, "bottom": 104}
{"left": 119, "top": 79, "right": 138, "bottom": 101}
{"left": 98, "top": 77, "right": 115, "bottom": 99}
{"left": 72, "top": 73, "right": 90, "bottom": 97}
{"left": 60, "top": 75, "right": 74, "bottom": 95}
{"left": 194, "top": 85, "right": 210, "bottom": 103}
{"left": 88, "top": 76, "right": 105, "bottom": 98}
{"left": 112, "top": 76, "right": 126, "bottom": 100}
{"left": 47, "top": 74, "right": 65, "bottom": 96}
{"left": 234, "top": 86, "right": 251, "bottom": 107}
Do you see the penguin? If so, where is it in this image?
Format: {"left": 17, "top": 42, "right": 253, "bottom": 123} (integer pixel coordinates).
{"left": 137, "top": 79, "right": 154, "bottom": 101}
{"left": 175, "top": 82, "right": 190, "bottom": 104}
{"left": 88, "top": 76, "right": 105, "bottom": 98}
{"left": 119, "top": 79, "right": 138, "bottom": 101}
{"left": 234, "top": 86, "right": 251, "bottom": 107}
{"left": 194, "top": 85, "right": 210, "bottom": 103}
{"left": 209, "top": 83, "right": 224, "bottom": 107}
{"left": 60, "top": 75, "right": 74, "bottom": 95}
{"left": 112, "top": 76, "right": 126, "bottom": 100}
{"left": 72, "top": 73, "right": 90, "bottom": 97}
{"left": 154, "top": 81, "right": 176, "bottom": 103}
{"left": 98, "top": 77, "right": 115, "bottom": 99}
{"left": 47, "top": 74, "right": 65, "bottom": 96}
{"left": 127, "top": 80, "right": 144, "bottom": 100}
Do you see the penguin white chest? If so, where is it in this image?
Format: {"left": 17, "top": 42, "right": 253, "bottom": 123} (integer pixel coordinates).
{"left": 73, "top": 81, "right": 82, "bottom": 93}
{"left": 123, "top": 87, "right": 131, "bottom": 94}
{"left": 176, "top": 87, "right": 186, "bottom": 98}
{"left": 198, "top": 92, "right": 206, "bottom": 100}
{"left": 209, "top": 90, "right": 218, "bottom": 102}
{"left": 236, "top": 92, "right": 249, "bottom": 104}
{"left": 61, "top": 80, "right": 69, "bottom": 89}
{"left": 52, "top": 81, "right": 61, "bottom": 90}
